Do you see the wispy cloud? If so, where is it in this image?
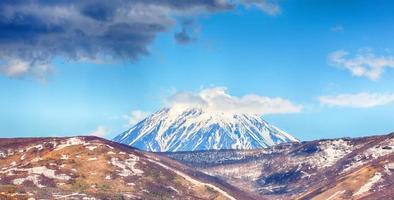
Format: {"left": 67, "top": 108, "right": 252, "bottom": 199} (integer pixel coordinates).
{"left": 329, "top": 49, "right": 394, "bottom": 80}
{"left": 0, "top": 58, "right": 52, "bottom": 81}
{"left": 174, "top": 19, "right": 199, "bottom": 45}
{"left": 166, "top": 87, "right": 302, "bottom": 115}
{"left": 238, "top": 0, "right": 281, "bottom": 16}
{"left": 319, "top": 92, "right": 394, "bottom": 108}
{"left": 1, "top": 59, "right": 30, "bottom": 77}
{"left": 0, "top": 0, "right": 280, "bottom": 79}
{"left": 331, "top": 25, "right": 344, "bottom": 32}
{"left": 88, "top": 126, "right": 110, "bottom": 137}
{"left": 123, "top": 110, "right": 149, "bottom": 126}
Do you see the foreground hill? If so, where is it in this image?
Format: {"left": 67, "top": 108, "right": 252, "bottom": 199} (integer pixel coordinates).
{"left": 114, "top": 106, "right": 298, "bottom": 152}
{"left": 166, "top": 132, "right": 394, "bottom": 200}
{"left": 0, "top": 136, "right": 247, "bottom": 200}
{"left": 1, "top": 133, "right": 393, "bottom": 200}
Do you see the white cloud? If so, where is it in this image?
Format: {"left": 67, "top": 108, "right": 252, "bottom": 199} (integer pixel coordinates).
{"left": 329, "top": 49, "right": 394, "bottom": 80}
{"left": 88, "top": 126, "right": 110, "bottom": 137}
{"left": 123, "top": 110, "right": 149, "bottom": 125}
{"left": 0, "top": 58, "right": 52, "bottom": 80}
{"left": 331, "top": 25, "right": 344, "bottom": 32}
{"left": 166, "top": 87, "right": 302, "bottom": 115}
{"left": 1, "top": 59, "right": 30, "bottom": 77}
{"left": 319, "top": 92, "right": 394, "bottom": 108}
{"left": 238, "top": 0, "right": 281, "bottom": 16}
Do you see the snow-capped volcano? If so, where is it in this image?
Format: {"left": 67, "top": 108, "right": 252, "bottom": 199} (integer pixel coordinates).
{"left": 113, "top": 105, "right": 298, "bottom": 152}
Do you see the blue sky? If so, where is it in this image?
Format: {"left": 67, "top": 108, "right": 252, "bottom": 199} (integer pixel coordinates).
{"left": 1, "top": 0, "right": 394, "bottom": 141}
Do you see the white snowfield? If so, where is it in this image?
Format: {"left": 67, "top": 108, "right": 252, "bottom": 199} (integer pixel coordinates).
{"left": 343, "top": 137, "right": 394, "bottom": 173}
{"left": 85, "top": 146, "right": 98, "bottom": 151}
{"left": 10, "top": 166, "right": 71, "bottom": 188}
{"left": 55, "top": 137, "right": 89, "bottom": 151}
{"left": 353, "top": 172, "right": 382, "bottom": 196}
{"left": 114, "top": 105, "right": 298, "bottom": 152}
{"left": 311, "top": 139, "right": 354, "bottom": 168}
{"left": 53, "top": 192, "right": 98, "bottom": 200}
{"left": 110, "top": 155, "right": 143, "bottom": 177}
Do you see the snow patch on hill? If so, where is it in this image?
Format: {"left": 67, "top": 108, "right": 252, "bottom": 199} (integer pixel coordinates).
{"left": 353, "top": 172, "right": 382, "bottom": 196}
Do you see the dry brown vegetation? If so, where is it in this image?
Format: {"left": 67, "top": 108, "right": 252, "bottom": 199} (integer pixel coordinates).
{"left": 0, "top": 137, "right": 236, "bottom": 200}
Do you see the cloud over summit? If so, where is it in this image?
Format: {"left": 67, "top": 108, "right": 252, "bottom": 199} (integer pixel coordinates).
{"left": 166, "top": 87, "right": 302, "bottom": 115}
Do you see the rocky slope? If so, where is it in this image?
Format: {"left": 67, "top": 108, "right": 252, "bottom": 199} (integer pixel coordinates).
{"left": 0, "top": 136, "right": 248, "bottom": 200}
{"left": 166, "top": 132, "right": 394, "bottom": 200}
{"left": 114, "top": 106, "right": 298, "bottom": 152}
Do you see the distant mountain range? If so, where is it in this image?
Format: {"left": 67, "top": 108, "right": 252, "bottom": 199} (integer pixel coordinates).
{"left": 113, "top": 105, "right": 298, "bottom": 152}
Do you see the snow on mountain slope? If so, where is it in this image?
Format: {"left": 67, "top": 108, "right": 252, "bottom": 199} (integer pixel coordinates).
{"left": 113, "top": 105, "right": 298, "bottom": 152}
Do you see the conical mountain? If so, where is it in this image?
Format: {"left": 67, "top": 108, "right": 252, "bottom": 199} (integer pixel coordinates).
{"left": 113, "top": 105, "right": 298, "bottom": 152}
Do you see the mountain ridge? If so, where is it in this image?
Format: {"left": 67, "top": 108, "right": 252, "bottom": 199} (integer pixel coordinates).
{"left": 165, "top": 132, "right": 394, "bottom": 199}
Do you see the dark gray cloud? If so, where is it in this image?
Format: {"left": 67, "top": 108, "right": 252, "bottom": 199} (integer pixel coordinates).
{"left": 0, "top": 0, "right": 279, "bottom": 79}
{"left": 174, "top": 19, "right": 197, "bottom": 44}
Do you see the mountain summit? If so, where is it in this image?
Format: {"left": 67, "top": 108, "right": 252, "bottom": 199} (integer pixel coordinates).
{"left": 113, "top": 105, "right": 298, "bottom": 152}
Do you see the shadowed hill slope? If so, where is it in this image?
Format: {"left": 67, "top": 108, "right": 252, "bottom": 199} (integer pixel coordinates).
{"left": 166, "top": 133, "right": 394, "bottom": 200}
